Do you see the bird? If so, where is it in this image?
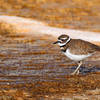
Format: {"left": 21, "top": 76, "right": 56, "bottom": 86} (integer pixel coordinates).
{"left": 53, "top": 34, "right": 100, "bottom": 75}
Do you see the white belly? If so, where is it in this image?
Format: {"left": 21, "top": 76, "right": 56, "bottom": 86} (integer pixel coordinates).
{"left": 64, "top": 49, "right": 92, "bottom": 61}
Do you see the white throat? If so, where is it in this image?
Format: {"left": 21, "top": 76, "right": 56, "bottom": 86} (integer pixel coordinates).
{"left": 58, "top": 37, "right": 71, "bottom": 46}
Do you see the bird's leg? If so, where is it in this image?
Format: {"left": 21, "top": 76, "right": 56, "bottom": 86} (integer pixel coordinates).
{"left": 76, "top": 69, "right": 80, "bottom": 75}
{"left": 71, "top": 61, "right": 82, "bottom": 75}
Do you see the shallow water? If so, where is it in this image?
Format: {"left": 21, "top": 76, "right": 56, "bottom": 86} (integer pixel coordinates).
{"left": 0, "top": 35, "right": 99, "bottom": 85}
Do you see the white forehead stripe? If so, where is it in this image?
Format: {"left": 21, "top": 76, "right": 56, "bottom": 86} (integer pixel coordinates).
{"left": 61, "top": 37, "right": 67, "bottom": 40}
{"left": 58, "top": 37, "right": 71, "bottom": 46}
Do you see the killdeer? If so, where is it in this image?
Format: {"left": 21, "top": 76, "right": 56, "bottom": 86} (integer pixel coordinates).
{"left": 53, "top": 34, "right": 100, "bottom": 75}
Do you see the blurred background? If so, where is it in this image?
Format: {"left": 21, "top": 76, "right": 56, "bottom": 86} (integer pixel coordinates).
{"left": 0, "top": 0, "right": 100, "bottom": 100}
{"left": 0, "top": 0, "right": 100, "bottom": 32}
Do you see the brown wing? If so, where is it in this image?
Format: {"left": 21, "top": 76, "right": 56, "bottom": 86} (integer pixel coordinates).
{"left": 67, "top": 39, "right": 100, "bottom": 55}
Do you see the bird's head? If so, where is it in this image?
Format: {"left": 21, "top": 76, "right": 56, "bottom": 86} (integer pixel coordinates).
{"left": 53, "top": 34, "right": 70, "bottom": 47}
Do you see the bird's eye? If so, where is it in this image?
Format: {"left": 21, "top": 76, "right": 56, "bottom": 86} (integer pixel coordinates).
{"left": 61, "top": 39, "right": 64, "bottom": 41}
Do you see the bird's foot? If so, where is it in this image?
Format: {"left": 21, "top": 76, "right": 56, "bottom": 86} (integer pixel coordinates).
{"left": 71, "top": 70, "right": 80, "bottom": 75}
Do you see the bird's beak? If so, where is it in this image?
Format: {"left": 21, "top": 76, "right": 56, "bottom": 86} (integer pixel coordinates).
{"left": 53, "top": 41, "right": 59, "bottom": 44}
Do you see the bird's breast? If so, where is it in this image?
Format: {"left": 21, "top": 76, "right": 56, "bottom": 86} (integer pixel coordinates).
{"left": 64, "top": 49, "right": 92, "bottom": 61}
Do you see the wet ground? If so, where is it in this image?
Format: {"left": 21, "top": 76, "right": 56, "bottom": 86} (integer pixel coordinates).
{"left": 0, "top": 34, "right": 99, "bottom": 85}
{"left": 0, "top": 0, "right": 100, "bottom": 99}
{"left": 0, "top": 33, "right": 99, "bottom": 99}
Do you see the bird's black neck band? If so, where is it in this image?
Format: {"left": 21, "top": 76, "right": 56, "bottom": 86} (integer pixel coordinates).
{"left": 61, "top": 49, "right": 66, "bottom": 52}
{"left": 60, "top": 44, "right": 66, "bottom": 47}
